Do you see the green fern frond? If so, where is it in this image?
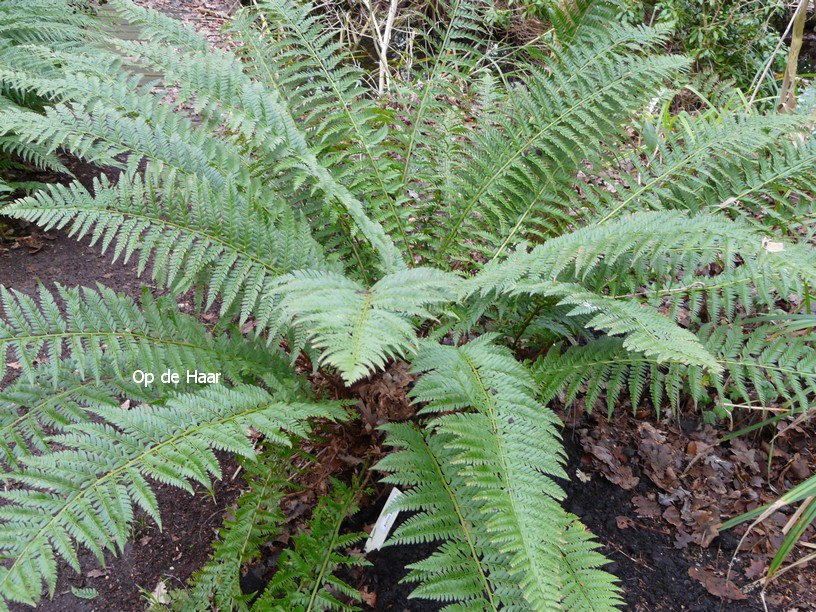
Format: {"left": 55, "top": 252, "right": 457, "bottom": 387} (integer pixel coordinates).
{"left": 0, "top": 361, "right": 152, "bottom": 467}
{"left": 433, "top": 44, "right": 687, "bottom": 263}
{"left": 591, "top": 113, "right": 809, "bottom": 225}
{"left": 0, "top": 283, "right": 279, "bottom": 386}
{"left": 377, "top": 424, "right": 507, "bottom": 609}
{"left": 703, "top": 322, "right": 816, "bottom": 412}
{"left": 103, "top": 0, "right": 404, "bottom": 275}
{"left": 0, "top": 384, "right": 345, "bottom": 610}
{"left": 247, "top": 0, "right": 412, "bottom": 257}
{"left": 0, "top": 94, "right": 239, "bottom": 185}
{"left": 522, "top": 282, "right": 719, "bottom": 370}
{"left": 103, "top": 0, "right": 211, "bottom": 52}
{"left": 178, "top": 447, "right": 288, "bottom": 612}
{"left": 546, "top": 0, "right": 622, "bottom": 44}
{"left": 268, "top": 268, "right": 459, "bottom": 383}
{"left": 557, "top": 514, "right": 622, "bottom": 611}
{"left": 396, "top": 0, "right": 484, "bottom": 190}
{"left": 252, "top": 478, "right": 368, "bottom": 611}
{"left": 3, "top": 169, "right": 331, "bottom": 319}
{"left": 0, "top": 321, "right": 306, "bottom": 468}
{"left": 0, "top": 1, "right": 99, "bottom": 47}
{"left": 533, "top": 323, "right": 816, "bottom": 417}
{"left": 377, "top": 336, "right": 621, "bottom": 609}
{"left": 468, "top": 211, "right": 816, "bottom": 320}
{"left": 669, "top": 137, "right": 816, "bottom": 234}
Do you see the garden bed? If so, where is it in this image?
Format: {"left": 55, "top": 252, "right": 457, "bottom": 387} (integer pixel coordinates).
{"left": 3, "top": 212, "right": 811, "bottom": 608}
{"left": 2, "top": 0, "right": 816, "bottom": 609}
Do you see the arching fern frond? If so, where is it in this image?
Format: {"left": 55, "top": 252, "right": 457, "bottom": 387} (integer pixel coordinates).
{"left": 0, "top": 324, "right": 306, "bottom": 469}
{"left": 0, "top": 384, "right": 345, "bottom": 610}
{"left": 590, "top": 113, "right": 809, "bottom": 225}
{"left": 103, "top": 0, "right": 211, "bottom": 52}
{"left": 557, "top": 512, "right": 622, "bottom": 611}
{"left": 104, "top": 0, "right": 404, "bottom": 276}
{"left": 0, "top": 283, "right": 305, "bottom": 387}
{"left": 0, "top": 362, "right": 152, "bottom": 468}
{"left": 3, "top": 169, "right": 330, "bottom": 319}
{"left": 533, "top": 323, "right": 816, "bottom": 417}
{"left": 511, "top": 281, "right": 719, "bottom": 370}
{"left": 246, "top": 0, "right": 412, "bottom": 257}
{"left": 546, "top": 0, "right": 622, "bottom": 45}
{"left": 0, "top": 0, "right": 99, "bottom": 47}
{"left": 0, "top": 95, "right": 240, "bottom": 188}
{"left": 377, "top": 424, "right": 508, "bottom": 609}
{"left": 433, "top": 45, "right": 687, "bottom": 263}
{"left": 667, "top": 136, "right": 816, "bottom": 235}
{"left": 468, "top": 211, "right": 816, "bottom": 323}
{"left": 377, "top": 336, "right": 622, "bottom": 609}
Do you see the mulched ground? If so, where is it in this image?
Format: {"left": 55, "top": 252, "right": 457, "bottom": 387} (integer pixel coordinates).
{"left": 31, "top": 461, "right": 242, "bottom": 612}
{"left": 2, "top": 0, "right": 816, "bottom": 610}
{"left": 552, "top": 397, "right": 816, "bottom": 610}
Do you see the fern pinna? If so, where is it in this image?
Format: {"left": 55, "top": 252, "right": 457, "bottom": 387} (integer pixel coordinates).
{"left": 0, "top": 0, "right": 815, "bottom": 609}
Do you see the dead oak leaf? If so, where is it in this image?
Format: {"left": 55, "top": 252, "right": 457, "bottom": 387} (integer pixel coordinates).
{"left": 632, "top": 495, "right": 661, "bottom": 519}
{"left": 674, "top": 528, "right": 694, "bottom": 549}
{"left": 687, "top": 566, "right": 746, "bottom": 601}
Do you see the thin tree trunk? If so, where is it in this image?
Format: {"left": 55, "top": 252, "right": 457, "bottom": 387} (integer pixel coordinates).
{"left": 778, "top": 0, "right": 808, "bottom": 112}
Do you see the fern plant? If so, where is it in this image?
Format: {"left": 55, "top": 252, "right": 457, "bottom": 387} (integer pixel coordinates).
{"left": 0, "top": 0, "right": 103, "bottom": 202}
{"left": 0, "top": 0, "right": 815, "bottom": 609}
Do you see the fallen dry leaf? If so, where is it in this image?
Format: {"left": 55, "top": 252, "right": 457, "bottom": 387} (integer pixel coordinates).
{"left": 674, "top": 528, "right": 694, "bottom": 549}
{"left": 575, "top": 468, "right": 591, "bottom": 483}
{"left": 687, "top": 566, "right": 746, "bottom": 601}
{"left": 744, "top": 558, "right": 766, "bottom": 580}
{"left": 632, "top": 495, "right": 661, "bottom": 519}
{"left": 615, "top": 516, "right": 635, "bottom": 530}
{"left": 587, "top": 444, "right": 639, "bottom": 490}
{"left": 150, "top": 580, "right": 169, "bottom": 604}
{"left": 359, "top": 587, "right": 377, "bottom": 607}
{"left": 663, "top": 505, "right": 683, "bottom": 528}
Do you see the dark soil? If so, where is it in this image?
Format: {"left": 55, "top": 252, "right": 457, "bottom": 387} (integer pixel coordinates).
{"left": 12, "top": 460, "right": 242, "bottom": 612}
{"left": 0, "top": 151, "right": 146, "bottom": 300}
{"left": 335, "top": 431, "right": 768, "bottom": 611}
{"left": 1, "top": 229, "right": 150, "bottom": 299}
{"left": 342, "top": 493, "right": 442, "bottom": 611}
{"left": 560, "top": 432, "right": 765, "bottom": 612}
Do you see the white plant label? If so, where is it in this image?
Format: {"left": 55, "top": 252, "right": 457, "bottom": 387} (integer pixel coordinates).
{"left": 761, "top": 237, "right": 785, "bottom": 253}
{"left": 364, "top": 487, "right": 403, "bottom": 553}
